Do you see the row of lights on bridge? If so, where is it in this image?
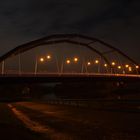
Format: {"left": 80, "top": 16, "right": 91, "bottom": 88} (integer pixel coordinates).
{"left": 39, "top": 55, "right": 139, "bottom": 72}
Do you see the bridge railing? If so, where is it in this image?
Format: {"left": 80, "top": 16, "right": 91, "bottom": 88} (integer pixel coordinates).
{"left": 0, "top": 72, "right": 139, "bottom": 78}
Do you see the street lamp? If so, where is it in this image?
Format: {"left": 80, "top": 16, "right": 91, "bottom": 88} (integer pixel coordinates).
{"left": 95, "top": 60, "right": 99, "bottom": 64}
{"left": 104, "top": 64, "right": 108, "bottom": 67}
{"left": 40, "top": 57, "right": 44, "bottom": 62}
{"left": 74, "top": 57, "right": 78, "bottom": 62}
{"left": 35, "top": 56, "right": 44, "bottom": 74}
{"left": 66, "top": 59, "right": 71, "bottom": 64}
{"left": 118, "top": 66, "right": 122, "bottom": 69}
{"left": 125, "top": 64, "right": 129, "bottom": 68}
{"left": 87, "top": 62, "right": 91, "bottom": 66}
{"left": 111, "top": 62, "right": 116, "bottom": 66}
{"left": 111, "top": 62, "right": 116, "bottom": 74}
{"left": 46, "top": 55, "right": 51, "bottom": 60}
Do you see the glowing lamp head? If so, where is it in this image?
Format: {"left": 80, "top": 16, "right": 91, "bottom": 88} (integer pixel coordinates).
{"left": 125, "top": 64, "right": 129, "bottom": 68}
{"left": 95, "top": 60, "right": 99, "bottom": 64}
{"left": 66, "top": 59, "right": 71, "bottom": 64}
{"left": 112, "top": 62, "right": 116, "bottom": 66}
{"left": 74, "top": 57, "right": 78, "bottom": 62}
{"left": 40, "top": 57, "right": 44, "bottom": 62}
{"left": 118, "top": 66, "right": 121, "bottom": 69}
{"left": 104, "top": 64, "right": 107, "bottom": 67}
{"left": 136, "top": 65, "right": 139, "bottom": 69}
{"left": 46, "top": 55, "right": 51, "bottom": 59}
{"left": 87, "top": 62, "right": 91, "bottom": 66}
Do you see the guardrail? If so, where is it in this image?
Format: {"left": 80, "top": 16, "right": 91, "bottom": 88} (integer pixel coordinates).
{"left": 0, "top": 72, "right": 140, "bottom": 78}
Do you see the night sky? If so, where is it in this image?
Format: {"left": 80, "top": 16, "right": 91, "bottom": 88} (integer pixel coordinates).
{"left": 0, "top": 0, "right": 140, "bottom": 62}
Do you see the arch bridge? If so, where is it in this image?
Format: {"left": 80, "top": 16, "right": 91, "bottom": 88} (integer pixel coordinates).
{"left": 0, "top": 34, "right": 139, "bottom": 83}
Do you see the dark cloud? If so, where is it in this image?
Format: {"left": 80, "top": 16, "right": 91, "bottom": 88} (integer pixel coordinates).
{"left": 0, "top": 0, "right": 139, "bottom": 61}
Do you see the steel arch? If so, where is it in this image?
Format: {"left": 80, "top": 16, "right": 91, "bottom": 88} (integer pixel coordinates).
{"left": 0, "top": 34, "right": 138, "bottom": 67}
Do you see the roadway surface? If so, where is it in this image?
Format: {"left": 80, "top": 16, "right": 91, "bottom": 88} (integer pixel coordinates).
{"left": 0, "top": 101, "right": 140, "bottom": 140}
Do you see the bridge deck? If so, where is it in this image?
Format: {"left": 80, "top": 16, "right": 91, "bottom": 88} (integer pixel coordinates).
{"left": 0, "top": 73, "right": 139, "bottom": 83}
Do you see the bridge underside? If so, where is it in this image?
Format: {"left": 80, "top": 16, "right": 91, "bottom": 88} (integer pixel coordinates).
{"left": 0, "top": 75, "right": 139, "bottom": 100}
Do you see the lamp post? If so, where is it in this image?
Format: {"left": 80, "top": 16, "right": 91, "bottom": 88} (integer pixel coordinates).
{"left": 111, "top": 62, "right": 116, "bottom": 74}
{"left": 86, "top": 61, "right": 91, "bottom": 74}
{"left": 95, "top": 59, "right": 100, "bottom": 73}
{"left": 35, "top": 57, "right": 44, "bottom": 75}
{"left": 81, "top": 59, "right": 85, "bottom": 73}
{"left": 54, "top": 55, "right": 59, "bottom": 74}
{"left": 135, "top": 65, "right": 139, "bottom": 74}
{"left": 61, "top": 59, "right": 71, "bottom": 74}
{"left": 73, "top": 57, "right": 78, "bottom": 63}
{"left": 104, "top": 63, "right": 108, "bottom": 73}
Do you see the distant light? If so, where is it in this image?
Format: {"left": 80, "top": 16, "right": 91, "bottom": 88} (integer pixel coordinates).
{"left": 74, "top": 57, "right": 78, "bottom": 62}
{"left": 118, "top": 66, "right": 121, "bottom": 69}
{"left": 136, "top": 65, "right": 139, "bottom": 69}
{"left": 123, "top": 70, "right": 125, "bottom": 74}
{"left": 112, "top": 62, "right": 116, "bottom": 66}
{"left": 40, "top": 57, "right": 44, "bottom": 62}
{"left": 95, "top": 60, "right": 99, "bottom": 64}
{"left": 46, "top": 55, "right": 51, "bottom": 59}
{"left": 104, "top": 64, "right": 108, "bottom": 67}
{"left": 129, "top": 67, "right": 132, "bottom": 72}
{"left": 87, "top": 62, "right": 91, "bottom": 66}
{"left": 66, "top": 59, "right": 71, "bottom": 64}
{"left": 125, "top": 64, "right": 129, "bottom": 68}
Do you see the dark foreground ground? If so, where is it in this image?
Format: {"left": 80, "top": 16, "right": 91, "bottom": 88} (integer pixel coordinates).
{"left": 0, "top": 103, "right": 45, "bottom": 140}
{"left": 0, "top": 101, "right": 140, "bottom": 140}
